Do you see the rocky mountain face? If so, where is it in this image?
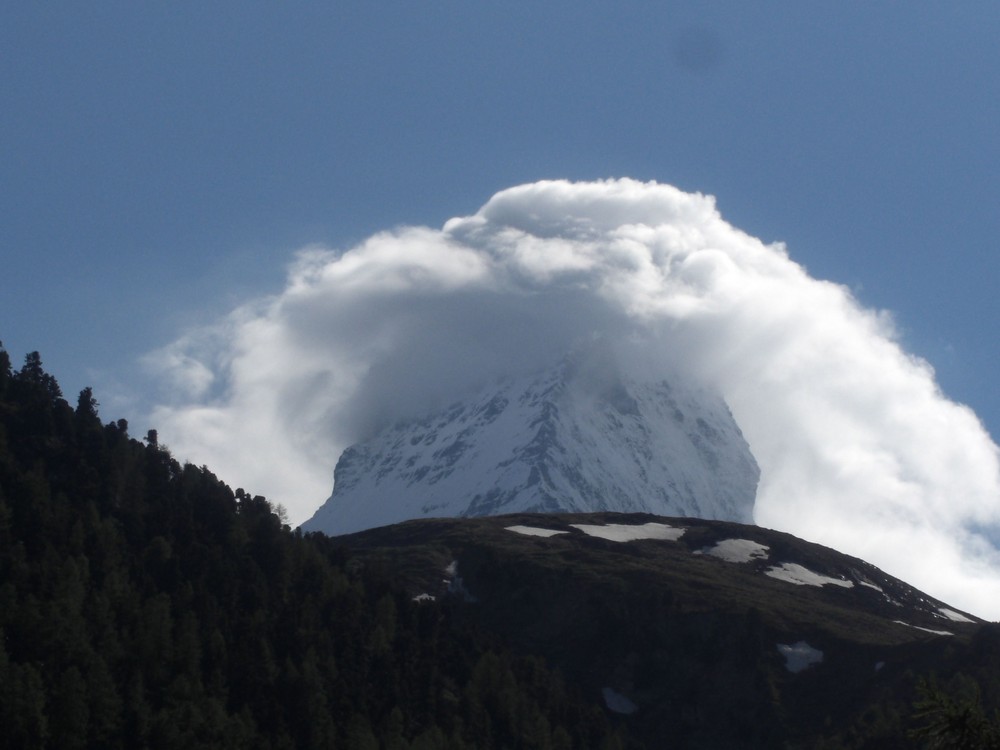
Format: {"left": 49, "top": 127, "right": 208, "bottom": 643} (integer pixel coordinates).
{"left": 340, "top": 512, "right": 995, "bottom": 749}
{"left": 302, "top": 359, "right": 760, "bottom": 535}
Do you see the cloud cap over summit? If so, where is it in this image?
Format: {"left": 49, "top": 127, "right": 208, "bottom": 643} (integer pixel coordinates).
{"left": 147, "top": 178, "right": 1000, "bottom": 619}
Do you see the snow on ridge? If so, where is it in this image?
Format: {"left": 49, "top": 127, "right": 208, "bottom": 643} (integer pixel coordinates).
{"left": 777, "top": 642, "right": 824, "bottom": 673}
{"left": 570, "top": 522, "right": 685, "bottom": 542}
{"left": 937, "top": 607, "right": 974, "bottom": 623}
{"left": 764, "top": 562, "right": 854, "bottom": 588}
{"left": 505, "top": 525, "right": 568, "bottom": 538}
{"left": 699, "top": 538, "right": 769, "bottom": 563}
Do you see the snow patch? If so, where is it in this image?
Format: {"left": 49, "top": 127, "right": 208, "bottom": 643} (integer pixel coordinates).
{"left": 505, "top": 525, "right": 568, "bottom": 538}
{"left": 858, "top": 580, "right": 884, "bottom": 592}
{"left": 764, "top": 562, "right": 854, "bottom": 588}
{"left": 602, "top": 687, "right": 638, "bottom": 715}
{"left": 699, "top": 538, "right": 769, "bottom": 563}
{"left": 777, "top": 642, "right": 824, "bottom": 673}
{"left": 444, "top": 560, "right": 476, "bottom": 602}
{"left": 894, "top": 621, "right": 953, "bottom": 636}
{"left": 937, "top": 607, "right": 974, "bottom": 623}
{"left": 412, "top": 593, "right": 436, "bottom": 603}
{"left": 570, "top": 522, "right": 685, "bottom": 542}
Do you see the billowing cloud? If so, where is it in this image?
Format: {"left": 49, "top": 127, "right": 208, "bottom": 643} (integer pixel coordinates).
{"left": 147, "top": 178, "right": 1000, "bottom": 619}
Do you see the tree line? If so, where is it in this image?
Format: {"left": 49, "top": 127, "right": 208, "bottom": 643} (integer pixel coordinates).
{"left": 0, "top": 344, "right": 629, "bottom": 750}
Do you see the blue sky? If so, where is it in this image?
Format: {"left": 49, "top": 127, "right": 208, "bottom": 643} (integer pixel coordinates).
{"left": 4, "top": 2, "right": 1000, "bottom": 446}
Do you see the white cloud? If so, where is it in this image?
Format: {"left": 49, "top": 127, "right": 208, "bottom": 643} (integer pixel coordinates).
{"left": 142, "top": 343, "right": 216, "bottom": 399}
{"left": 146, "top": 178, "right": 1000, "bottom": 619}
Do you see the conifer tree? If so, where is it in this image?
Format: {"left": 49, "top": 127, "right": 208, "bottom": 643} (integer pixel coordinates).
{"left": 0, "top": 341, "right": 11, "bottom": 393}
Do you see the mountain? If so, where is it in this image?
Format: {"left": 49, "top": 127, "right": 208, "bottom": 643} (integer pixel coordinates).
{"left": 341, "top": 511, "right": 997, "bottom": 749}
{"left": 302, "top": 357, "right": 760, "bottom": 535}
{"left": 3, "top": 343, "right": 1000, "bottom": 749}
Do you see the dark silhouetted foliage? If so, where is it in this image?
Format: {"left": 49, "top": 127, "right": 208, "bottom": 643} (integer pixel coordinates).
{"left": 0, "top": 343, "right": 622, "bottom": 750}
{"left": 910, "top": 677, "right": 1000, "bottom": 749}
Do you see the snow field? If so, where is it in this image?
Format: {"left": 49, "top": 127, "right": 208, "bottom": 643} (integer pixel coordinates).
{"left": 764, "top": 562, "right": 854, "bottom": 588}
{"left": 698, "top": 538, "right": 769, "bottom": 563}
{"left": 777, "top": 642, "right": 824, "bottom": 673}
{"left": 569, "top": 522, "right": 686, "bottom": 542}
{"left": 505, "top": 525, "right": 568, "bottom": 537}
{"left": 937, "top": 607, "right": 974, "bottom": 623}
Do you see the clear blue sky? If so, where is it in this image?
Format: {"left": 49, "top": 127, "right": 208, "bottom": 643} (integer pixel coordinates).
{"left": 4, "top": 2, "right": 1000, "bottom": 442}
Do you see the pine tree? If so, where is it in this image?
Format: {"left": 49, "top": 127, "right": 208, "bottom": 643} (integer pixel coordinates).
{"left": 50, "top": 665, "right": 89, "bottom": 750}
{"left": 911, "top": 678, "right": 1000, "bottom": 749}
{"left": 0, "top": 341, "right": 11, "bottom": 394}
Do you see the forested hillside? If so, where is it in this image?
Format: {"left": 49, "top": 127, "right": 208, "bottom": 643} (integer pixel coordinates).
{"left": 0, "top": 345, "right": 625, "bottom": 750}
{"left": 3, "top": 342, "right": 1000, "bottom": 749}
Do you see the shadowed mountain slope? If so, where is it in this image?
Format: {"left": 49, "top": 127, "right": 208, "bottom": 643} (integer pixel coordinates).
{"left": 338, "top": 512, "right": 997, "bottom": 748}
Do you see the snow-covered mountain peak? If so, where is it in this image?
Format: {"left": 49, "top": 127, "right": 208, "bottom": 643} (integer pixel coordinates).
{"left": 301, "top": 358, "right": 760, "bottom": 535}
